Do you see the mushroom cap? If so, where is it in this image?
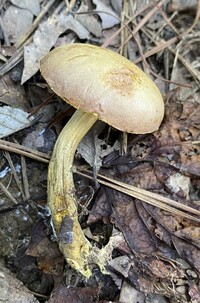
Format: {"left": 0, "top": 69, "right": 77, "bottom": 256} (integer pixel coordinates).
{"left": 40, "top": 44, "right": 164, "bottom": 134}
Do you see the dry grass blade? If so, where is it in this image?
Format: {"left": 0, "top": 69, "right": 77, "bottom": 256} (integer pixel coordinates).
{"left": 151, "top": 0, "right": 180, "bottom": 37}
{"left": 116, "top": 1, "right": 191, "bottom": 87}
{"left": 98, "top": 173, "right": 200, "bottom": 215}
{"left": 134, "top": 36, "right": 178, "bottom": 64}
{"left": 4, "top": 151, "right": 26, "bottom": 200}
{"left": 183, "top": 0, "right": 200, "bottom": 35}
{"left": 169, "top": 46, "right": 200, "bottom": 84}
{"left": 101, "top": 0, "right": 163, "bottom": 48}
{"left": 76, "top": 169, "right": 200, "bottom": 223}
{"left": 0, "top": 181, "right": 19, "bottom": 205}
{"left": 118, "top": 0, "right": 166, "bottom": 51}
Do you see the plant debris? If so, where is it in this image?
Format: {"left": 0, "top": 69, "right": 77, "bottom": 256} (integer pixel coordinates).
{"left": 0, "top": 106, "right": 34, "bottom": 138}
{"left": 0, "top": 0, "right": 200, "bottom": 302}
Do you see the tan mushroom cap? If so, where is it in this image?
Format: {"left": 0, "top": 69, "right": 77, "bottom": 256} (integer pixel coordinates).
{"left": 40, "top": 43, "right": 164, "bottom": 134}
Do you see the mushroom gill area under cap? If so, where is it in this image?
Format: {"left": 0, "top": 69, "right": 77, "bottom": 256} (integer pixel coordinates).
{"left": 40, "top": 43, "right": 164, "bottom": 134}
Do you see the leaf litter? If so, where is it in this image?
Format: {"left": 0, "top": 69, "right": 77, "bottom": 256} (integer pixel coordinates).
{"left": 0, "top": 106, "right": 34, "bottom": 138}
{"left": 2, "top": 4, "right": 34, "bottom": 43}
{"left": 21, "top": 13, "right": 89, "bottom": 84}
{"left": 0, "top": 0, "right": 200, "bottom": 302}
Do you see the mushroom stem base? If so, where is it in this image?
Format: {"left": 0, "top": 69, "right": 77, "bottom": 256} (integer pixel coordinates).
{"left": 48, "top": 109, "right": 98, "bottom": 277}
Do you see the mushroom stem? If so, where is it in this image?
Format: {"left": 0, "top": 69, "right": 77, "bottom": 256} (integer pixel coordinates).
{"left": 48, "top": 109, "right": 98, "bottom": 277}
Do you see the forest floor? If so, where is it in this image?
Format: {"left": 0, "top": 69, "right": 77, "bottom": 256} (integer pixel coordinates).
{"left": 0, "top": 1, "right": 200, "bottom": 303}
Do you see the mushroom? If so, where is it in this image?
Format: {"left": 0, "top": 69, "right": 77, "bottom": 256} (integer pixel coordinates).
{"left": 40, "top": 43, "right": 164, "bottom": 277}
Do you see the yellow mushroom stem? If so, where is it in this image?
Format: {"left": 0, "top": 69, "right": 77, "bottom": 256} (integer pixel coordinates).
{"left": 48, "top": 109, "right": 98, "bottom": 277}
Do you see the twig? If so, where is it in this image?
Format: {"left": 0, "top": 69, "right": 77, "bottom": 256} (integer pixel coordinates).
{"left": 4, "top": 151, "right": 26, "bottom": 200}
{"left": 0, "top": 140, "right": 50, "bottom": 163}
{"left": 117, "top": 0, "right": 167, "bottom": 50}
{"left": 21, "top": 156, "right": 30, "bottom": 200}
{"left": 151, "top": 0, "right": 181, "bottom": 37}
{"left": 134, "top": 36, "right": 178, "bottom": 64}
{"left": 0, "top": 180, "right": 19, "bottom": 205}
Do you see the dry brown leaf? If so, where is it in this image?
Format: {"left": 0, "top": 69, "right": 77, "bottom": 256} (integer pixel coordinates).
{"left": 92, "top": 0, "right": 120, "bottom": 29}
{"left": 0, "top": 73, "right": 28, "bottom": 110}
{"left": 111, "top": 190, "right": 157, "bottom": 254}
{"left": 188, "top": 281, "right": 200, "bottom": 302}
{"left": 76, "top": 2, "right": 102, "bottom": 37}
{"left": 21, "top": 13, "right": 89, "bottom": 84}
{"left": 135, "top": 201, "right": 173, "bottom": 247}
{"left": 109, "top": 254, "right": 186, "bottom": 300}
{"left": 0, "top": 106, "right": 34, "bottom": 138}
{"left": 180, "top": 97, "right": 200, "bottom": 125}
{"left": 10, "top": 0, "right": 40, "bottom": 16}
{"left": 3, "top": 5, "right": 33, "bottom": 43}
{"left": 26, "top": 219, "right": 63, "bottom": 276}
{"left": 172, "top": 235, "right": 200, "bottom": 273}
{"left": 47, "top": 285, "right": 99, "bottom": 303}
{"left": 77, "top": 125, "right": 119, "bottom": 173}
{"left": 87, "top": 188, "right": 112, "bottom": 224}
{"left": 111, "top": 0, "right": 123, "bottom": 15}
{"left": 154, "top": 97, "right": 200, "bottom": 176}
{"left": 174, "top": 226, "right": 200, "bottom": 248}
